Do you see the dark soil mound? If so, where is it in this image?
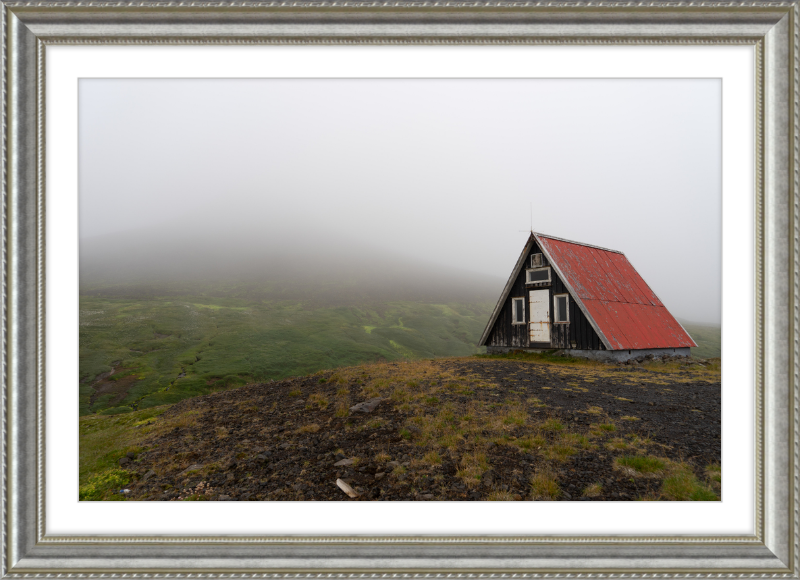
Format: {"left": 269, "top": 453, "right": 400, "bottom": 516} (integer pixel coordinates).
{"left": 123, "top": 356, "right": 721, "bottom": 501}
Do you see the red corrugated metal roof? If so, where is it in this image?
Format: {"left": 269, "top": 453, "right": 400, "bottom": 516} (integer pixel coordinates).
{"left": 537, "top": 235, "right": 696, "bottom": 350}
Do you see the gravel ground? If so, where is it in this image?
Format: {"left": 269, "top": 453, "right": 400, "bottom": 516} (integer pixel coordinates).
{"left": 124, "top": 356, "right": 721, "bottom": 501}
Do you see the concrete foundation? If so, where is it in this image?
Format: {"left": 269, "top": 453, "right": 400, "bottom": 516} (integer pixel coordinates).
{"left": 485, "top": 346, "right": 691, "bottom": 362}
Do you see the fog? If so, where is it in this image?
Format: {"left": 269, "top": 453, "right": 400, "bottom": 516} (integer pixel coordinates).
{"left": 79, "top": 224, "right": 504, "bottom": 305}
{"left": 79, "top": 78, "right": 721, "bottom": 323}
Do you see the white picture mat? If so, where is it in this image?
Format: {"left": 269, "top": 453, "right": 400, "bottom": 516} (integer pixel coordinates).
{"left": 48, "top": 44, "right": 753, "bottom": 536}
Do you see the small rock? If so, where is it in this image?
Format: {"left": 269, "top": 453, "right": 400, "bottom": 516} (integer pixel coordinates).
{"left": 336, "top": 478, "right": 359, "bottom": 498}
{"left": 126, "top": 451, "right": 135, "bottom": 460}
{"left": 374, "top": 472, "right": 385, "bottom": 481}
{"left": 387, "top": 461, "right": 400, "bottom": 469}
{"left": 256, "top": 454, "right": 267, "bottom": 461}
{"left": 181, "top": 463, "right": 204, "bottom": 475}
{"left": 421, "top": 494, "right": 434, "bottom": 500}
{"left": 280, "top": 443, "right": 291, "bottom": 450}
{"left": 142, "top": 470, "right": 156, "bottom": 482}
{"left": 218, "top": 494, "right": 231, "bottom": 501}
{"left": 334, "top": 458, "right": 355, "bottom": 467}
{"left": 118, "top": 456, "right": 130, "bottom": 466}
{"left": 349, "top": 398, "right": 383, "bottom": 414}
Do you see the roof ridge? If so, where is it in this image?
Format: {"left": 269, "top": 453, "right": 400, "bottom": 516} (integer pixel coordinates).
{"left": 534, "top": 232, "right": 624, "bottom": 255}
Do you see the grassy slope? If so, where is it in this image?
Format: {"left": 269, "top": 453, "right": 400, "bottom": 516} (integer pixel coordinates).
{"left": 680, "top": 321, "right": 721, "bottom": 359}
{"left": 81, "top": 301, "right": 722, "bottom": 416}
{"left": 80, "top": 296, "right": 493, "bottom": 415}
{"left": 80, "top": 406, "right": 168, "bottom": 486}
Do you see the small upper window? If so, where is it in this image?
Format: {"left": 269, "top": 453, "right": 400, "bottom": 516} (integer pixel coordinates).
{"left": 530, "top": 253, "right": 544, "bottom": 268}
{"left": 526, "top": 267, "right": 551, "bottom": 285}
{"left": 554, "top": 294, "right": 569, "bottom": 323}
{"left": 512, "top": 297, "right": 525, "bottom": 324}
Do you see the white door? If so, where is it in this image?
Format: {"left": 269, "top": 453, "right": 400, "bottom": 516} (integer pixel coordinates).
{"left": 529, "top": 289, "right": 551, "bottom": 343}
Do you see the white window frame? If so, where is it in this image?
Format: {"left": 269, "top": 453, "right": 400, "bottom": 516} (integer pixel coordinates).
{"left": 554, "top": 293, "right": 570, "bottom": 324}
{"left": 511, "top": 297, "right": 526, "bottom": 325}
{"left": 530, "top": 253, "right": 544, "bottom": 268}
{"left": 525, "top": 267, "right": 551, "bottom": 285}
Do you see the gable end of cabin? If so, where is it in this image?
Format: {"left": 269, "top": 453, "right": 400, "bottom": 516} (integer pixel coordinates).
{"left": 484, "top": 238, "right": 603, "bottom": 352}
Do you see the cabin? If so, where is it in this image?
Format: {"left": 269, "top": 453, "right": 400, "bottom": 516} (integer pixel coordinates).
{"left": 479, "top": 232, "right": 696, "bottom": 362}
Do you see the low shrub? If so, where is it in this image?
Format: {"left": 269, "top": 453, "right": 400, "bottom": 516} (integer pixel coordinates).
{"left": 79, "top": 469, "right": 131, "bottom": 501}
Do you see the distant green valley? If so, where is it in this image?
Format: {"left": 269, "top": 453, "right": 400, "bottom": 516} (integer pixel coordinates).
{"left": 80, "top": 296, "right": 493, "bottom": 416}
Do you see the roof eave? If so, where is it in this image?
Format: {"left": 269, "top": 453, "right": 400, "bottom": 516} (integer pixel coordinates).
{"left": 478, "top": 234, "right": 536, "bottom": 346}
{"left": 617, "top": 252, "right": 699, "bottom": 349}
{"left": 533, "top": 232, "right": 623, "bottom": 255}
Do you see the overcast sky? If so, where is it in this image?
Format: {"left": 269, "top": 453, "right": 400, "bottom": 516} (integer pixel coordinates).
{"left": 79, "top": 78, "right": 721, "bottom": 324}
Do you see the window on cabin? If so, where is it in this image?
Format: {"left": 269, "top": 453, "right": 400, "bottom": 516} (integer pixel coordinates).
{"left": 530, "top": 253, "right": 543, "bottom": 268}
{"left": 554, "top": 294, "right": 569, "bottom": 323}
{"left": 526, "top": 267, "right": 551, "bottom": 284}
{"left": 512, "top": 297, "right": 525, "bottom": 324}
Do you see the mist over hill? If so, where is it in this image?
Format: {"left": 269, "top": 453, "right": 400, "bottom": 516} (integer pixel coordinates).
{"left": 79, "top": 223, "right": 505, "bottom": 305}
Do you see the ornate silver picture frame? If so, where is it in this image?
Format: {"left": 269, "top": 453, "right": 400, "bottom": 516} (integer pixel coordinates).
{"left": 3, "top": 1, "right": 796, "bottom": 576}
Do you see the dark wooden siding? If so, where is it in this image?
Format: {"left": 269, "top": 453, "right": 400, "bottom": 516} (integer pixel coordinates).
{"left": 487, "top": 239, "right": 602, "bottom": 350}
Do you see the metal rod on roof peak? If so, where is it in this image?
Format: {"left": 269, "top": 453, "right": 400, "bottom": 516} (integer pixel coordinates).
{"left": 518, "top": 204, "right": 534, "bottom": 234}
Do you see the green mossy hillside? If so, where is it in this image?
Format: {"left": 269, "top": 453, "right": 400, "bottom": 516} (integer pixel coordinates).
{"left": 80, "top": 297, "right": 493, "bottom": 415}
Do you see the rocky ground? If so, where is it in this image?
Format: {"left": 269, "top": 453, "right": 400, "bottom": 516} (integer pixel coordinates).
{"left": 120, "top": 354, "right": 721, "bottom": 501}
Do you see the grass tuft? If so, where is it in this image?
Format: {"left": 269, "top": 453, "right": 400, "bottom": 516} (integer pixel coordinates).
{"left": 307, "top": 392, "right": 329, "bottom": 409}
{"left": 582, "top": 483, "right": 602, "bottom": 498}
{"left": 661, "top": 464, "right": 719, "bottom": 501}
{"left": 530, "top": 469, "right": 561, "bottom": 500}
{"left": 541, "top": 418, "right": 564, "bottom": 432}
{"left": 615, "top": 455, "right": 667, "bottom": 474}
{"left": 423, "top": 450, "right": 442, "bottom": 465}
{"left": 456, "top": 450, "right": 490, "bottom": 488}
{"left": 487, "top": 490, "right": 516, "bottom": 501}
